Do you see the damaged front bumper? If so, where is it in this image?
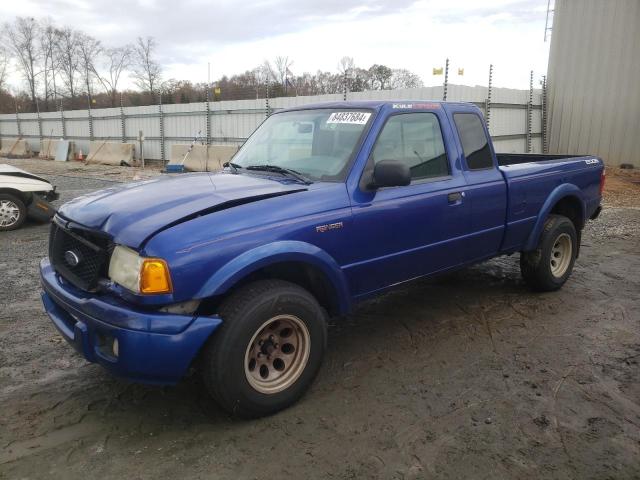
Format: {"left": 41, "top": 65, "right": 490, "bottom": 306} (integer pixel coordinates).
{"left": 40, "top": 258, "right": 222, "bottom": 384}
{"left": 27, "top": 193, "right": 58, "bottom": 222}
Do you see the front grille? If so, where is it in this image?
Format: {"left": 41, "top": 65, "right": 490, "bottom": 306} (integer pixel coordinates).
{"left": 49, "top": 218, "right": 113, "bottom": 291}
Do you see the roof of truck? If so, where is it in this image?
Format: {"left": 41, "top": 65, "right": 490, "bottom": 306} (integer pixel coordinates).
{"left": 280, "top": 100, "right": 477, "bottom": 112}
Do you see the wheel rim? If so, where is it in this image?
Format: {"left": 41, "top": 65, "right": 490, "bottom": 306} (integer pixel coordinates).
{"left": 0, "top": 200, "right": 21, "bottom": 227}
{"left": 550, "top": 233, "right": 572, "bottom": 278}
{"left": 244, "top": 314, "right": 310, "bottom": 395}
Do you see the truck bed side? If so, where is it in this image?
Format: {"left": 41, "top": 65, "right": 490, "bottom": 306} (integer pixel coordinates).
{"left": 496, "top": 153, "right": 586, "bottom": 166}
{"left": 498, "top": 156, "right": 604, "bottom": 253}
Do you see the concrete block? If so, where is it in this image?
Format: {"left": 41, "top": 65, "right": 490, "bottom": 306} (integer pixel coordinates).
{"left": 38, "top": 139, "right": 56, "bottom": 159}
{"left": 0, "top": 138, "right": 32, "bottom": 158}
{"left": 86, "top": 141, "right": 135, "bottom": 166}
{"left": 169, "top": 144, "right": 239, "bottom": 172}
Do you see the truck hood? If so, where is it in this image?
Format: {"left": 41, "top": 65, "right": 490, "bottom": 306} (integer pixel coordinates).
{"left": 58, "top": 172, "right": 306, "bottom": 248}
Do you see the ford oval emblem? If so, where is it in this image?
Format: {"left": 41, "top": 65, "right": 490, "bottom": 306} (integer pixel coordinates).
{"left": 64, "top": 250, "right": 81, "bottom": 267}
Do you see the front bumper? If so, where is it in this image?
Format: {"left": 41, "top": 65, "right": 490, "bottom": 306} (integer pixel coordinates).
{"left": 43, "top": 188, "right": 60, "bottom": 202}
{"left": 40, "top": 258, "right": 222, "bottom": 384}
{"left": 27, "top": 194, "right": 57, "bottom": 222}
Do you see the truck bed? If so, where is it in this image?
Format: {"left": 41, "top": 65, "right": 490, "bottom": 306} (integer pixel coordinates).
{"left": 497, "top": 155, "right": 603, "bottom": 254}
{"left": 496, "top": 153, "right": 586, "bottom": 167}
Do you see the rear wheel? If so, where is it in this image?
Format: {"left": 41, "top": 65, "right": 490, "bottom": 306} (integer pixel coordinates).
{"left": 520, "top": 214, "right": 577, "bottom": 291}
{"left": 201, "top": 279, "right": 327, "bottom": 418}
{"left": 0, "top": 193, "right": 26, "bottom": 231}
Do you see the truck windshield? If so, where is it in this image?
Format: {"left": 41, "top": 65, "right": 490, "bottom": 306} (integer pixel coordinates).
{"left": 232, "top": 109, "right": 373, "bottom": 182}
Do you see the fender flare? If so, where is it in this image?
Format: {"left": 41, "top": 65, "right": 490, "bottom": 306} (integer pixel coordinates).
{"left": 195, "top": 240, "right": 352, "bottom": 314}
{"left": 523, "top": 183, "right": 585, "bottom": 251}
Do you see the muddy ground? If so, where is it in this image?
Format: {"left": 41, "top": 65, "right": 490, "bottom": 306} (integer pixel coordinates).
{"left": 1, "top": 159, "right": 639, "bottom": 479}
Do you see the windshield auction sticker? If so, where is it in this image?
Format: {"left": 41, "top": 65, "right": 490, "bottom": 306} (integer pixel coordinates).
{"left": 326, "top": 112, "right": 371, "bottom": 125}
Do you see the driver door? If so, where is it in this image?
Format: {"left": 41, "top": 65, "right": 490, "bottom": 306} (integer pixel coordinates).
{"left": 346, "top": 111, "right": 470, "bottom": 298}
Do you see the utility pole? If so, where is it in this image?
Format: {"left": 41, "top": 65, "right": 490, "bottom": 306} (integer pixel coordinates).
{"left": 526, "top": 70, "right": 534, "bottom": 153}
{"left": 343, "top": 68, "right": 349, "bottom": 101}
{"left": 265, "top": 81, "right": 271, "bottom": 117}
{"left": 14, "top": 98, "right": 22, "bottom": 138}
{"left": 485, "top": 64, "right": 493, "bottom": 131}
{"left": 443, "top": 58, "right": 450, "bottom": 101}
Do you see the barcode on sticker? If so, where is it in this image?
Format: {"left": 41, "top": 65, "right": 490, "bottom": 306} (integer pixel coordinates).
{"left": 327, "top": 112, "right": 371, "bottom": 125}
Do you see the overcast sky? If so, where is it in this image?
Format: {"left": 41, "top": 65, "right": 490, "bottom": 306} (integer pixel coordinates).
{"left": 1, "top": 0, "right": 552, "bottom": 90}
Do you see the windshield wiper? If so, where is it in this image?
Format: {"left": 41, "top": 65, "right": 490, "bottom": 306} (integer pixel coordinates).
{"left": 222, "top": 162, "right": 243, "bottom": 174}
{"left": 245, "top": 165, "right": 313, "bottom": 184}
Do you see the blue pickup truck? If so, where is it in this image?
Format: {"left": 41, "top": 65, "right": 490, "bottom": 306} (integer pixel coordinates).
{"left": 40, "top": 101, "right": 604, "bottom": 417}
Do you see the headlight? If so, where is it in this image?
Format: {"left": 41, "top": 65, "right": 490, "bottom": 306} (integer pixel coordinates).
{"left": 108, "top": 245, "right": 173, "bottom": 294}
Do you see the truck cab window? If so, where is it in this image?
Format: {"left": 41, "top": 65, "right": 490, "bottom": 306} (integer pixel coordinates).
{"left": 372, "top": 113, "right": 449, "bottom": 181}
{"left": 453, "top": 113, "right": 494, "bottom": 170}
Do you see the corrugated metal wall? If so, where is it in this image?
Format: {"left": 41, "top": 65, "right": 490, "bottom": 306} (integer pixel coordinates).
{"left": 0, "top": 84, "right": 543, "bottom": 161}
{"left": 547, "top": 0, "right": 640, "bottom": 167}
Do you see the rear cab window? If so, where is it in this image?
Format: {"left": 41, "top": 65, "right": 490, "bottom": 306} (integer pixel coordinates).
{"left": 453, "top": 113, "right": 494, "bottom": 170}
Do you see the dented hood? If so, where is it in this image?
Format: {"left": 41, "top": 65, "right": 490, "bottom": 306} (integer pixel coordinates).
{"left": 57, "top": 172, "right": 306, "bottom": 248}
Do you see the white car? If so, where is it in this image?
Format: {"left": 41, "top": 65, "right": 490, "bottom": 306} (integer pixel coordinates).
{"left": 0, "top": 164, "right": 58, "bottom": 231}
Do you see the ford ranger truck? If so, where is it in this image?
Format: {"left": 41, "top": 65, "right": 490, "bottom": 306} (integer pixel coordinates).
{"left": 40, "top": 101, "right": 604, "bottom": 417}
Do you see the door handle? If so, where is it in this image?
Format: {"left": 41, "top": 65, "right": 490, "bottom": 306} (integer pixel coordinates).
{"left": 448, "top": 191, "right": 464, "bottom": 204}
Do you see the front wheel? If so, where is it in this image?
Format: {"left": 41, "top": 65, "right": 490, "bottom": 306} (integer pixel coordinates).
{"left": 201, "top": 279, "right": 327, "bottom": 418}
{"left": 0, "top": 193, "right": 27, "bottom": 231}
{"left": 520, "top": 214, "right": 577, "bottom": 291}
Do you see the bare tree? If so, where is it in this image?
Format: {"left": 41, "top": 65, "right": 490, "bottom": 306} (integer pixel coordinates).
{"left": 273, "top": 56, "right": 293, "bottom": 90}
{"left": 93, "top": 45, "right": 131, "bottom": 106}
{"left": 39, "top": 19, "right": 59, "bottom": 109}
{"left": 56, "top": 26, "right": 81, "bottom": 100}
{"left": 0, "top": 46, "right": 9, "bottom": 92}
{"left": 349, "top": 67, "right": 370, "bottom": 92}
{"left": 338, "top": 56, "right": 355, "bottom": 92}
{"left": 261, "top": 60, "right": 277, "bottom": 84}
{"left": 368, "top": 64, "right": 393, "bottom": 90}
{"left": 389, "top": 68, "right": 423, "bottom": 89}
{"left": 244, "top": 66, "right": 265, "bottom": 97}
{"left": 77, "top": 32, "right": 101, "bottom": 102}
{"left": 337, "top": 56, "right": 355, "bottom": 76}
{"left": 251, "top": 65, "right": 268, "bottom": 85}
{"left": 3, "top": 17, "right": 40, "bottom": 110}
{"left": 131, "top": 36, "right": 161, "bottom": 95}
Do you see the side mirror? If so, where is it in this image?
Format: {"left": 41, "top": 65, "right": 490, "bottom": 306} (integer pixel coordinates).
{"left": 369, "top": 160, "right": 411, "bottom": 189}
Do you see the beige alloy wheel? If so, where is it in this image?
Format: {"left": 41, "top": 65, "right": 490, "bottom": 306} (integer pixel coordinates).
{"left": 244, "top": 314, "right": 311, "bottom": 395}
{"left": 550, "top": 233, "right": 572, "bottom": 278}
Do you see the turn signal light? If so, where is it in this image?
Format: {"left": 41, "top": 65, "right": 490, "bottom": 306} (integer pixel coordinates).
{"left": 140, "top": 259, "right": 173, "bottom": 294}
{"left": 599, "top": 169, "right": 606, "bottom": 196}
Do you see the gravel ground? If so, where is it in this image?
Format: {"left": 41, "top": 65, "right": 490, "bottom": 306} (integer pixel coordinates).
{"left": 1, "top": 159, "right": 639, "bottom": 479}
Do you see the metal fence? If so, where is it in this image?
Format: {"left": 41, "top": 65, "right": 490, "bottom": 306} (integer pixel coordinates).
{"left": 0, "top": 82, "right": 545, "bottom": 162}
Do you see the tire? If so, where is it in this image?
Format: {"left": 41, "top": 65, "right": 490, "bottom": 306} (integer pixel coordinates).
{"left": 0, "top": 193, "right": 27, "bottom": 231}
{"left": 201, "top": 279, "right": 328, "bottom": 418}
{"left": 520, "top": 214, "right": 577, "bottom": 292}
